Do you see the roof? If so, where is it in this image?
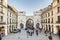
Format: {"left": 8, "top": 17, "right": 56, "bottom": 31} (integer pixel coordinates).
{"left": 7, "top": 4, "right": 18, "bottom": 13}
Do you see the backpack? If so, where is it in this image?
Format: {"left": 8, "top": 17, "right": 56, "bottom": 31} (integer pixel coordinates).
{"left": 48, "top": 36, "right": 52, "bottom": 39}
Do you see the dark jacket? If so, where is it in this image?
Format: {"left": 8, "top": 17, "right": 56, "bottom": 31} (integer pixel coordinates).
{"left": 48, "top": 35, "right": 52, "bottom": 40}
{"left": 0, "top": 34, "right": 2, "bottom": 40}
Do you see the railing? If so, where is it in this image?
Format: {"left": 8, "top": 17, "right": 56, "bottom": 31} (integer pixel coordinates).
{"left": 41, "top": 22, "right": 47, "bottom": 23}
{"left": 0, "top": 22, "right": 6, "bottom": 25}
{"left": 56, "top": 21, "right": 60, "bottom": 23}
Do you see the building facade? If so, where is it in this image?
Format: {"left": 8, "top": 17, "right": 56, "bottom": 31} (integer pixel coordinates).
{"left": 0, "top": 0, "right": 18, "bottom": 36}
{"left": 41, "top": 0, "right": 60, "bottom": 34}
{"left": 7, "top": 5, "right": 18, "bottom": 34}
{"left": 0, "top": 0, "right": 8, "bottom": 35}
{"left": 18, "top": 11, "right": 41, "bottom": 29}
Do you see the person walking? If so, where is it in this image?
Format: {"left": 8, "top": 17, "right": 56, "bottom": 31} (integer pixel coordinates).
{"left": 58, "top": 31, "right": 60, "bottom": 40}
{"left": 0, "top": 32, "right": 2, "bottom": 40}
{"left": 48, "top": 33, "right": 52, "bottom": 40}
{"left": 36, "top": 29, "right": 38, "bottom": 36}
{"left": 26, "top": 30, "right": 29, "bottom": 38}
{"left": 36, "top": 27, "right": 39, "bottom": 36}
{"left": 44, "top": 30, "right": 47, "bottom": 36}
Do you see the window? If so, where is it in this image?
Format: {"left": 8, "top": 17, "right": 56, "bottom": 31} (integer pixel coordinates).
{"left": 51, "top": 11, "right": 53, "bottom": 16}
{"left": 1, "top": 16, "right": 3, "bottom": 21}
{"left": 0, "top": 16, "right": 3, "bottom": 22}
{"left": 51, "top": 18, "right": 53, "bottom": 23}
{"left": 58, "top": 7, "right": 60, "bottom": 12}
{"left": 0, "top": 6, "right": 3, "bottom": 13}
{"left": 48, "top": 18, "right": 50, "bottom": 23}
{"left": 57, "top": 0, "right": 60, "bottom": 3}
{"left": 48, "top": 13, "right": 50, "bottom": 17}
{"left": 10, "top": 13, "right": 11, "bottom": 17}
{"left": 58, "top": 16, "right": 60, "bottom": 23}
{"left": 46, "top": 19, "right": 47, "bottom": 23}
{"left": 10, "top": 19, "right": 11, "bottom": 24}
{"left": 46, "top": 14, "right": 47, "bottom": 17}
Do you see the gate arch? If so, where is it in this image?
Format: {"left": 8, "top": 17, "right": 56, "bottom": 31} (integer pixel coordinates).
{"left": 26, "top": 19, "right": 34, "bottom": 28}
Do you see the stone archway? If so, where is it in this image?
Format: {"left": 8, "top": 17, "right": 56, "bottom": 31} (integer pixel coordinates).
{"left": 26, "top": 19, "right": 34, "bottom": 28}
{"left": 20, "top": 23, "right": 24, "bottom": 29}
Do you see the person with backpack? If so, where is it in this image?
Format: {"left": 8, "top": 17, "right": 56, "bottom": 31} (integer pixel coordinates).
{"left": 48, "top": 33, "right": 52, "bottom": 40}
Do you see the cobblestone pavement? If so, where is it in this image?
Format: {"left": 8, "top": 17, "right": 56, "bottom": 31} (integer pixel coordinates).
{"left": 2, "top": 29, "right": 59, "bottom": 40}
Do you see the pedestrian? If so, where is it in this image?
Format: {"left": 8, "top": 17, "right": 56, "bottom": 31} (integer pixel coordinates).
{"left": 39, "top": 28, "right": 42, "bottom": 33}
{"left": 48, "top": 33, "right": 52, "bottom": 40}
{"left": 36, "top": 30, "right": 38, "bottom": 36}
{"left": 29, "top": 29, "right": 33, "bottom": 36}
{"left": 26, "top": 30, "right": 29, "bottom": 38}
{"left": 32, "top": 27, "right": 34, "bottom": 35}
{"left": 0, "top": 33, "right": 2, "bottom": 40}
{"left": 58, "top": 31, "right": 60, "bottom": 40}
{"left": 44, "top": 30, "right": 47, "bottom": 36}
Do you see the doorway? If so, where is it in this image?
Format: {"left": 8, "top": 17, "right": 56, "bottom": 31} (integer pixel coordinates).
{"left": 26, "top": 19, "right": 34, "bottom": 29}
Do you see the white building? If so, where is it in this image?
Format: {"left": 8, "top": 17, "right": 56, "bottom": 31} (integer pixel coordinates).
{"left": 18, "top": 11, "right": 41, "bottom": 29}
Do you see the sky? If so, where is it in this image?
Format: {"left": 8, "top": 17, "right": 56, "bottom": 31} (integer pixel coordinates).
{"left": 8, "top": 0, "right": 52, "bottom": 16}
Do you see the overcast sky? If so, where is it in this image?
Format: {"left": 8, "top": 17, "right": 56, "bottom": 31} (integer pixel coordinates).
{"left": 8, "top": 0, "right": 52, "bottom": 16}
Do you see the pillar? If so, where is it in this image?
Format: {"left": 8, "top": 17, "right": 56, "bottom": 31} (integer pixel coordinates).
{"left": 53, "top": 25, "right": 58, "bottom": 34}
{"left": 5, "top": 25, "right": 8, "bottom": 35}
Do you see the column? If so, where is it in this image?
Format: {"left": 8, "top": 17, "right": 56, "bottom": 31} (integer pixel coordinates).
{"left": 5, "top": 25, "right": 8, "bottom": 35}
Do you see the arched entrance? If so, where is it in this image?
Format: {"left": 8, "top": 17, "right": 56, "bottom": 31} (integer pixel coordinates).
{"left": 20, "top": 23, "right": 24, "bottom": 29}
{"left": 26, "top": 19, "right": 34, "bottom": 28}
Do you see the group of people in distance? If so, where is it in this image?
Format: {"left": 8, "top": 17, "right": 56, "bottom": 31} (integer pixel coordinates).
{"left": 25, "top": 26, "right": 42, "bottom": 37}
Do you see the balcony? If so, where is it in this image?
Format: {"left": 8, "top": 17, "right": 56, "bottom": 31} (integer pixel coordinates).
{"left": 41, "top": 22, "right": 47, "bottom": 23}
{"left": 0, "top": 22, "right": 6, "bottom": 25}
{"left": 56, "top": 21, "right": 60, "bottom": 23}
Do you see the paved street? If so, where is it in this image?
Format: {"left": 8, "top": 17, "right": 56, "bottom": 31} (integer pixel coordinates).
{"left": 2, "top": 29, "right": 59, "bottom": 40}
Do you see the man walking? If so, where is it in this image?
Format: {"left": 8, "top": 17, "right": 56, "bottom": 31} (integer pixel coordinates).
{"left": 36, "top": 27, "right": 39, "bottom": 36}
{"left": 58, "top": 31, "right": 60, "bottom": 40}
{"left": 36, "top": 29, "right": 38, "bottom": 36}
{"left": 0, "top": 30, "right": 2, "bottom": 40}
{"left": 48, "top": 33, "right": 52, "bottom": 40}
